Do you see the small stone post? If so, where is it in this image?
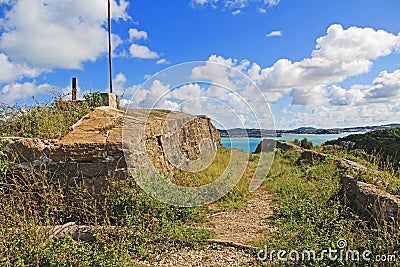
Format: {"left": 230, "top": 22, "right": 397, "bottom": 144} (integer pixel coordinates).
{"left": 72, "top": 77, "right": 77, "bottom": 101}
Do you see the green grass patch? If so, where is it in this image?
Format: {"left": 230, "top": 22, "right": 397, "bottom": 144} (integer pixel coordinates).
{"left": 0, "top": 161, "right": 212, "bottom": 266}
{"left": 317, "top": 145, "right": 400, "bottom": 195}
{"left": 173, "top": 147, "right": 260, "bottom": 210}
{"left": 257, "top": 150, "right": 399, "bottom": 266}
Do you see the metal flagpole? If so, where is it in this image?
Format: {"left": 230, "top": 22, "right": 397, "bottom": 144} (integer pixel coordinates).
{"left": 108, "top": 0, "right": 113, "bottom": 93}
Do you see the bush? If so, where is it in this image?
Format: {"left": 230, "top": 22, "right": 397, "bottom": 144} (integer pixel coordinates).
{"left": 292, "top": 138, "right": 300, "bottom": 146}
{"left": 300, "top": 137, "right": 313, "bottom": 149}
{"left": 0, "top": 93, "right": 104, "bottom": 139}
{"left": 83, "top": 92, "right": 103, "bottom": 109}
{"left": 0, "top": 102, "right": 91, "bottom": 139}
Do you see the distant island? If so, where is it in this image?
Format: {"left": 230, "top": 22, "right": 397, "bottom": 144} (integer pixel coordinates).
{"left": 218, "top": 123, "right": 400, "bottom": 138}
{"left": 325, "top": 127, "right": 400, "bottom": 171}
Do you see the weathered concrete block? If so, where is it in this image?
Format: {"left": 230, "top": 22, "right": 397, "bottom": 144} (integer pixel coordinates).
{"left": 275, "top": 140, "right": 303, "bottom": 153}
{"left": 6, "top": 107, "right": 222, "bottom": 186}
{"left": 101, "top": 93, "right": 120, "bottom": 109}
{"left": 5, "top": 138, "right": 47, "bottom": 163}
{"left": 342, "top": 175, "right": 400, "bottom": 224}
{"left": 254, "top": 139, "right": 276, "bottom": 153}
{"left": 301, "top": 150, "right": 327, "bottom": 162}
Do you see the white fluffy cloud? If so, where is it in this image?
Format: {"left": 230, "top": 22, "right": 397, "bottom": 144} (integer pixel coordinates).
{"left": 126, "top": 27, "right": 161, "bottom": 60}
{"left": 0, "top": 53, "right": 42, "bottom": 83}
{"left": 126, "top": 27, "right": 160, "bottom": 60}
{"left": 129, "top": 44, "right": 159, "bottom": 59}
{"left": 191, "top": 0, "right": 280, "bottom": 11}
{"left": 247, "top": 24, "right": 400, "bottom": 103}
{"left": 191, "top": 0, "right": 211, "bottom": 6}
{"left": 111, "top": 72, "right": 140, "bottom": 97}
{"left": 327, "top": 85, "right": 365, "bottom": 106}
{"left": 290, "top": 86, "right": 327, "bottom": 106}
{"left": 266, "top": 30, "right": 282, "bottom": 37}
{"left": 114, "top": 72, "right": 127, "bottom": 84}
{"left": 129, "top": 28, "right": 148, "bottom": 40}
{"left": 170, "top": 83, "right": 204, "bottom": 101}
{"left": 327, "top": 69, "right": 400, "bottom": 106}
{"left": 0, "top": 0, "right": 130, "bottom": 105}
{"left": 313, "top": 25, "right": 399, "bottom": 62}
{"left": 231, "top": 10, "right": 242, "bottom": 15}
{"left": 0, "top": 0, "right": 129, "bottom": 70}
{"left": 257, "top": 7, "right": 267, "bottom": 14}
{"left": 121, "top": 60, "right": 274, "bottom": 128}
{"left": 368, "top": 70, "right": 400, "bottom": 99}
{"left": 275, "top": 68, "right": 400, "bottom": 128}
{"left": 156, "top": 59, "right": 170, "bottom": 65}
{"left": 0, "top": 82, "right": 52, "bottom": 104}
{"left": 191, "top": 54, "right": 251, "bottom": 91}
{"left": 117, "top": 79, "right": 177, "bottom": 110}
{"left": 137, "top": 80, "right": 178, "bottom": 110}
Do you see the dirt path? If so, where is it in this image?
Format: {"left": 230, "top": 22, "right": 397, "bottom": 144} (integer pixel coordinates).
{"left": 140, "top": 186, "right": 274, "bottom": 267}
{"left": 204, "top": 186, "right": 274, "bottom": 245}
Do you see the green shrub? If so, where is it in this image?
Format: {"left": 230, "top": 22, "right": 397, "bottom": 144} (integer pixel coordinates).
{"left": 0, "top": 92, "right": 106, "bottom": 139}
{"left": 300, "top": 137, "right": 314, "bottom": 149}
{"left": 258, "top": 150, "right": 399, "bottom": 266}
{"left": 83, "top": 92, "right": 103, "bottom": 109}
{"left": 0, "top": 102, "right": 92, "bottom": 139}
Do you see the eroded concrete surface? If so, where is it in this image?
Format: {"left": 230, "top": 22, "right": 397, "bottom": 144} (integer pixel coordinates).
{"left": 5, "top": 107, "right": 221, "bottom": 180}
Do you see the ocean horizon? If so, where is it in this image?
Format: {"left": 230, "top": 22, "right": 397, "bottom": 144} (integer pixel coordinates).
{"left": 221, "top": 132, "right": 366, "bottom": 153}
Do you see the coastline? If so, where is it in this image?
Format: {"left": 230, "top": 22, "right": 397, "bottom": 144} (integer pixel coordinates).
{"left": 221, "top": 132, "right": 367, "bottom": 152}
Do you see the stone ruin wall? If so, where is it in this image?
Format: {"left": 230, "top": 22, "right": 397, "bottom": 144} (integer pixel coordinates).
{"left": 5, "top": 108, "right": 222, "bottom": 184}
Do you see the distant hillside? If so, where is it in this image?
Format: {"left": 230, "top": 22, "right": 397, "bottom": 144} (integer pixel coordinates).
{"left": 325, "top": 127, "right": 400, "bottom": 170}
{"left": 294, "top": 127, "right": 317, "bottom": 131}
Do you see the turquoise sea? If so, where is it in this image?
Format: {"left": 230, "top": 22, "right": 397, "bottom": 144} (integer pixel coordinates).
{"left": 221, "top": 132, "right": 366, "bottom": 153}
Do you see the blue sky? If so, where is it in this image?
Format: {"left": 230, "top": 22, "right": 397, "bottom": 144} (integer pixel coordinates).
{"left": 1, "top": 0, "right": 400, "bottom": 129}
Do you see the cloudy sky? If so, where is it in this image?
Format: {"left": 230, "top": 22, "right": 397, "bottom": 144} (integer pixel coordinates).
{"left": 0, "top": 0, "right": 400, "bottom": 129}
